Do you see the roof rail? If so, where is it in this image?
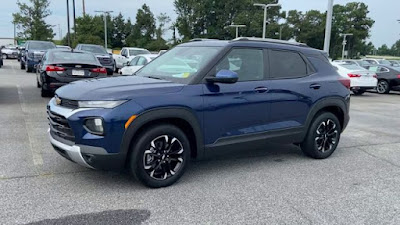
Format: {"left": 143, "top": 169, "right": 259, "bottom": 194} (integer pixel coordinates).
{"left": 189, "top": 38, "right": 220, "bottom": 42}
{"left": 232, "top": 37, "right": 309, "bottom": 47}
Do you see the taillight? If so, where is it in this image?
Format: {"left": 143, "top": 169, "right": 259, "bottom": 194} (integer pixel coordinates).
{"left": 91, "top": 67, "right": 107, "bottom": 74}
{"left": 348, "top": 73, "right": 361, "bottom": 78}
{"left": 373, "top": 74, "right": 377, "bottom": 78}
{"left": 46, "top": 66, "right": 65, "bottom": 72}
{"left": 339, "top": 77, "right": 351, "bottom": 89}
{"left": 397, "top": 75, "right": 400, "bottom": 79}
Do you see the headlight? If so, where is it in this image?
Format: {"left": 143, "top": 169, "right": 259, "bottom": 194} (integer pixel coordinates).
{"left": 84, "top": 118, "right": 104, "bottom": 135}
{"left": 78, "top": 100, "right": 127, "bottom": 108}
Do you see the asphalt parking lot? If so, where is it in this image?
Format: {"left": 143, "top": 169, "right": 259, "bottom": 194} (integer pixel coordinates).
{"left": 0, "top": 59, "right": 399, "bottom": 225}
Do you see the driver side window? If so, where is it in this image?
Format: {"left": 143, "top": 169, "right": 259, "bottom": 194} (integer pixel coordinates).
{"left": 130, "top": 57, "right": 139, "bottom": 66}
{"left": 137, "top": 57, "right": 147, "bottom": 66}
{"left": 215, "top": 48, "right": 264, "bottom": 82}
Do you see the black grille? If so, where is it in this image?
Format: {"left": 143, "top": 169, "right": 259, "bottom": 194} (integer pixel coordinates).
{"left": 60, "top": 98, "right": 79, "bottom": 109}
{"left": 97, "top": 57, "right": 112, "bottom": 65}
{"left": 47, "top": 110, "right": 75, "bottom": 142}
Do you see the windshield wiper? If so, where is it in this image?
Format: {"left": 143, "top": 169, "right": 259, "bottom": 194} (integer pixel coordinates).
{"left": 145, "top": 76, "right": 163, "bottom": 80}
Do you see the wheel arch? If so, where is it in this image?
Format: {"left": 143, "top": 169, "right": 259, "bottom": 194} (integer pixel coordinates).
{"left": 120, "top": 107, "right": 204, "bottom": 167}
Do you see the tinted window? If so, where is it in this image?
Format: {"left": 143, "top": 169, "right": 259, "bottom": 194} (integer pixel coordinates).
{"left": 48, "top": 51, "right": 97, "bottom": 64}
{"left": 28, "top": 42, "right": 55, "bottom": 50}
{"left": 270, "top": 50, "right": 307, "bottom": 79}
{"left": 81, "top": 45, "right": 107, "bottom": 54}
{"left": 215, "top": 48, "right": 264, "bottom": 82}
{"left": 129, "top": 49, "right": 150, "bottom": 56}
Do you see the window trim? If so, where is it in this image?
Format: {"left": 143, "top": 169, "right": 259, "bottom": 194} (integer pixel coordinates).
{"left": 267, "top": 49, "right": 315, "bottom": 80}
{"left": 203, "top": 47, "right": 267, "bottom": 83}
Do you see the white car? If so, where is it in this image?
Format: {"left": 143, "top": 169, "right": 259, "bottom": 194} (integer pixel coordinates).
{"left": 332, "top": 62, "right": 377, "bottom": 95}
{"left": 120, "top": 54, "right": 158, "bottom": 75}
{"left": 113, "top": 47, "right": 151, "bottom": 71}
{"left": 1, "top": 46, "right": 19, "bottom": 59}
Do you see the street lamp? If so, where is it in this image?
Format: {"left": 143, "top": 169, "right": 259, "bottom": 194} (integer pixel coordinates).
{"left": 95, "top": 11, "right": 113, "bottom": 49}
{"left": 340, "top": 33, "right": 353, "bottom": 60}
{"left": 254, "top": 3, "right": 281, "bottom": 39}
{"left": 323, "top": 0, "right": 334, "bottom": 54}
{"left": 225, "top": 24, "right": 246, "bottom": 38}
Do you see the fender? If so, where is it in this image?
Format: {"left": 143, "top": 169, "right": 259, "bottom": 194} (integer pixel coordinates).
{"left": 303, "top": 96, "right": 350, "bottom": 139}
{"left": 119, "top": 107, "right": 205, "bottom": 162}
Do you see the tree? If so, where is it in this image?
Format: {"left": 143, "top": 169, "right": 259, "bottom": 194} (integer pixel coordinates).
{"left": 13, "top": 0, "right": 54, "bottom": 40}
{"left": 377, "top": 44, "right": 392, "bottom": 56}
{"left": 390, "top": 40, "right": 400, "bottom": 56}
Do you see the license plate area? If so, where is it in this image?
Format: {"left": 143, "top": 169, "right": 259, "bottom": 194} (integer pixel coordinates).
{"left": 72, "top": 70, "right": 85, "bottom": 76}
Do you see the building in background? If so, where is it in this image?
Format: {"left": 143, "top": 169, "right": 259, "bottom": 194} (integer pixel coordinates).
{"left": 0, "top": 38, "right": 15, "bottom": 47}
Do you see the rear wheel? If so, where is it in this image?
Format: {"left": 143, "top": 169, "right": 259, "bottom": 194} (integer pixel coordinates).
{"left": 129, "top": 124, "right": 190, "bottom": 188}
{"left": 376, "top": 80, "right": 390, "bottom": 94}
{"left": 41, "top": 85, "right": 51, "bottom": 97}
{"left": 26, "top": 64, "right": 32, "bottom": 73}
{"left": 352, "top": 89, "right": 365, "bottom": 95}
{"left": 20, "top": 61, "right": 25, "bottom": 70}
{"left": 301, "top": 112, "right": 341, "bottom": 159}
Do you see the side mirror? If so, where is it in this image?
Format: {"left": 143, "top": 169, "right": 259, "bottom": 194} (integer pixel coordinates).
{"left": 123, "top": 62, "right": 129, "bottom": 67}
{"left": 206, "top": 70, "right": 238, "bottom": 84}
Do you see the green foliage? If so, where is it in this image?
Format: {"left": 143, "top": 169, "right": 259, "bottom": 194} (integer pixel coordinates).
{"left": 13, "top": 0, "right": 54, "bottom": 40}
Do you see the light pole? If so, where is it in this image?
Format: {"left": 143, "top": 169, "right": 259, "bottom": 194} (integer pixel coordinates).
{"left": 254, "top": 3, "right": 281, "bottom": 39}
{"left": 66, "top": 0, "right": 71, "bottom": 47}
{"left": 82, "top": 0, "right": 86, "bottom": 16}
{"left": 323, "top": 0, "right": 334, "bottom": 54}
{"left": 95, "top": 11, "right": 113, "bottom": 49}
{"left": 225, "top": 24, "right": 246, "bottom": 38}
{"left": 340, "top": 33, "right": 353, "bottom": 60}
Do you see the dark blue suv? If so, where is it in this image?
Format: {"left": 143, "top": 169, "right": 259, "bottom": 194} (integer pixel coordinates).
{"left": 47, "top": 38, "right": 350, "bottom": 187}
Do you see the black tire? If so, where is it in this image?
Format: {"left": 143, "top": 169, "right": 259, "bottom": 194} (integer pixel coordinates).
{"left": 301, "top": 112, "right": 341, "bottom": 159}
{"left": 114, "top": 61, "right": 118, "bottom": 73}
{"left": 20, "top": 62, "right": 25, "bottom": 70}
{"left": 376, "top": 80, "right": 390, "bottom": 94}
{"left": 41, "top": 85, "right": 51, "bottom": 97}
{"left": 26, "top": 64, "right": 32, "bottom": 73}
{"left": 129, "top": 124, "right": 190, "bottom": 188}
{"left": 352, "top": 89, "right": 365, "bottom": 96}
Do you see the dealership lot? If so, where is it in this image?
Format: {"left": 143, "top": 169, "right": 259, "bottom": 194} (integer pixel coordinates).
{"left": 0, "top": 59, "right": 399, "bottom": 224}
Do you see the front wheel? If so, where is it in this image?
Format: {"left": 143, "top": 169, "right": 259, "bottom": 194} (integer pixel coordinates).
{"left": 2, "top": 54, "right": 7, "bottom": 59}
{"left": 301, "top": 112, "right": 341, "bottom": 159}
{"left": 129, "top": 124, "right": 190, "bottom": 188}
{"left": 376, "top": 80, "right": 390, "bottom": 94}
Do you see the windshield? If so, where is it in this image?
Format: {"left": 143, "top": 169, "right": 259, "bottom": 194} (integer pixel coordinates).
{"left": 136, "top": 46, "right": 221, "bottom": 84}
{"left": 378, "top": 60, "right": 391, "bottom": 65}
{"left": 129, "top": 49, "right": 150, "bottom": 56}
{"left": 81, "top": 45, "right": 107, "bottom": 54}
{"left": 29, "top": 42, "right": 55, "bottom": 50}
{"left": 49, "top": 51, "right": 97, "bottom": 64}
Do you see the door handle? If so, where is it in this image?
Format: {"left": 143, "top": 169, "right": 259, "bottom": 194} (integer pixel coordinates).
{"left": 310, "top": 84, "right": 321, "bottom": 90}
{"left": 254, "top": 87, "right": 269, "bottom": 93}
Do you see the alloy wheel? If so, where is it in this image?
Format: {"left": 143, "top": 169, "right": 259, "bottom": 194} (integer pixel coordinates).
{"left": 377, "top": 81, "right": 388, "bottom": 94}
{"left": 143, "top": 135, "right": 184, "bottom": 180}
{"left": 315, "top": 119, "right": 338, "bottom": 153}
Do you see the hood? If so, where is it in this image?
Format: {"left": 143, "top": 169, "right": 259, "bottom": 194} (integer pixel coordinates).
{"left": 55, "top": 76, "right": 185, "bottom": 101}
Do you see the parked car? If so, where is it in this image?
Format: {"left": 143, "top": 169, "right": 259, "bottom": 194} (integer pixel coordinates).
{"left": 119, "top": 54, "right": 158, "bottom": 75}
{"left": 1, "top": 46, "right": 19, "bottom": 59}
{"left": 17, "top": 45, "right": 25, "bottom": 62}
{"left": 333, "top": 59, "right": 371, "bottom": 69}
{"left": 388, "top": 60, "right": 400, "bottom": 67}
{"left": 113, "top": 47, "right": 151, "bottom": 72}
{"left": 36, "top": 49, "right": 108, "bottom": 97}
{"left": 75, "top": 44, "right": 114, "bottom": 75}
{"left": 47, "top": 38, "right": 350, "bottom": 188}
{"left": 366, "top": 65, "right": 400, "bottom": 94}
{"left": 158, "top": 50, "right": 168, "bottom": 55}
{"left": 331, "top": 62, "right": 377, "bottom": 95}
{"left": 362, "top": 58, "right": 393, "bottom": 66}
{"left": 21, "top": 40, "right": 56, "bottom": 72}
{"left": 56, "top": 45, "right": 72, "bottom": 51}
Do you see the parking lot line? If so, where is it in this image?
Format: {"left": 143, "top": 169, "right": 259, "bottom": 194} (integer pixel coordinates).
{"left": 17, "top": 84, "right": 44, "bottom": 167}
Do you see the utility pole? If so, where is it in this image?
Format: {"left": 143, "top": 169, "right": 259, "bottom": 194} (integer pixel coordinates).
{"left": 58, "top": 24, "right": 61, "bottom": 40}
{"left": 66, "top": 0, "right": 71, "bottom": 47}
{"left": 82, "top": 0, "right": 86, "bottom": 16}
{"left": 323, "top": 0, "right": 334, "bottom": 54}
{"left": 254, "top": 3, "right": 281, "bottom": 39}
{"left": 72, "top": 0, "right": 76, "bottom": 40}
{"left": 13, "top": 22, "right": 16, "bottom": 45}
{"left": 95, "top": 11, "right": 113, "bottom": 49}
{"left": 225, "top": 24, "right": 246, "bottom": 38}
{"left": 279, "top": 25, "right": 283, "bottom": 40}
{"left": 340, "top": 33, "right": 353, "bottom": 60}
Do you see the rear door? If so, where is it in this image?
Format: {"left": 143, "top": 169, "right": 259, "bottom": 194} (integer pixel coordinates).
{"left": 265, "top": 49, "right": 315, "bottom": 130}
{"left": 203, "top": 48, "right": 271, "bottom": 146}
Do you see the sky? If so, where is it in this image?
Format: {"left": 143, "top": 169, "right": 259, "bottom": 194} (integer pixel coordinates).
{"left": 0, "top": 0, "right": 398, "bottom": 48}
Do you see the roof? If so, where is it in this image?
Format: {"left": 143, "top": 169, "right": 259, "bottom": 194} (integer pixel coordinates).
{"left": 124, "top": 47, "right": 149, "bottom": 50}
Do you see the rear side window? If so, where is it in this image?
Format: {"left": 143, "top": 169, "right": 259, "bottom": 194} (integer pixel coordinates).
{"left": 269, "top": 50, "right": 308, "bottom": 79}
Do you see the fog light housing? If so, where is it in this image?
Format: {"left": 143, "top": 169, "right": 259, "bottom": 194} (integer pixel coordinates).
{"left": 84, "top": 118, "right": 104, "bottom": 135}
